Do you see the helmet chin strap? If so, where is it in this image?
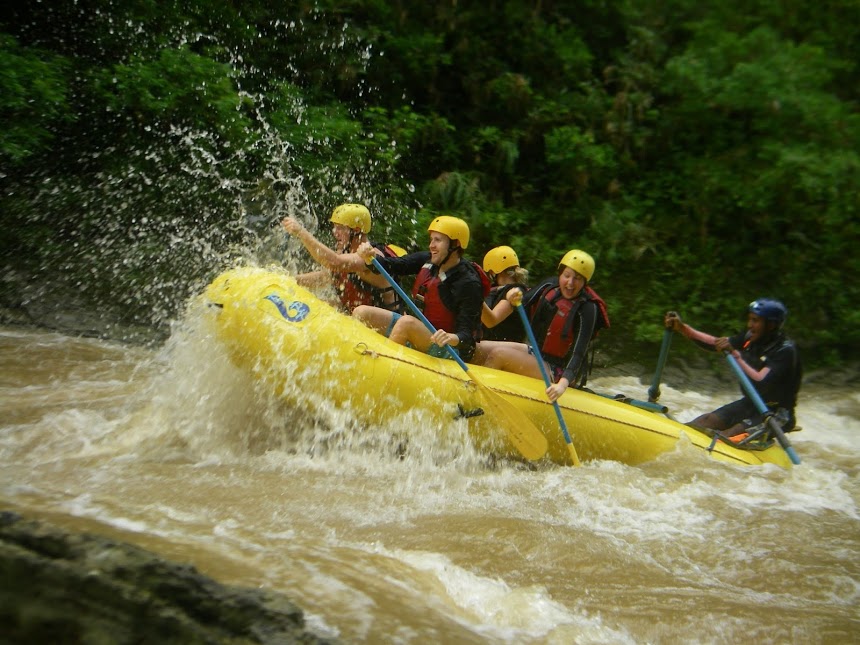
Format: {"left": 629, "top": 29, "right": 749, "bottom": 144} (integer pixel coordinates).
{"left": 439, "top": 239, "right": 460, "bottom": 269}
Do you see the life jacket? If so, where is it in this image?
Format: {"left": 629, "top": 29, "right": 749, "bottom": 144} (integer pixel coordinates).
{"left": 526, "top": 279, "right": 610, "bottom": 385}
{"left": 332, "top": 243, "right": 403, "bottom": 313}
{"left": 739, "top": 332, "right": 802, "bottom": 411}
{"left": 412, "top": 260, "right": 491, "bottom": 334}
{"left": 482, "top": 283, "right": 527, "bottom": 342}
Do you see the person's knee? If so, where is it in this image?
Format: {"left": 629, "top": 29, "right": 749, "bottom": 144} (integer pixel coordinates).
{"left": 690, "top": 413, "right": 725, "bottom": 430}
{"left": 391, "top": 315, "right": 417, "bottom": 334}
{"left": 352, "top": 305, "right": 371, "bottom": 321}
{"left": 388, "top": 317, "right": 406, "bottom": 339}
{"left": 401, "top": 315, "right": 421, "bottom": 330}
{"left": 483, "top": 348, "right": 501, "bottom": 369}
{"left": 723, "top": 423, "right": 747, "bottom": 437}
{"left": 470, "top": 345, "right": 488, "bottom": 366}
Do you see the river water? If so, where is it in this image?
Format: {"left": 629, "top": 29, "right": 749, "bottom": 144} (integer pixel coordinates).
{"left": 1, "top": 316, "right": 858, "bottom": 644}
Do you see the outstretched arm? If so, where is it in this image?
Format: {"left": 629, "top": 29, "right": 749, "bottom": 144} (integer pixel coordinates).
{"left": 282, "top": 217, "right": 354, "bottom": 270}
{"left": 722, "top": 339, "right": 773, "bottom": 382}
{"left": 667, "top": 311, "right": 774, "bottom": 382}
{"left": 664, "top": 311, "right": 720, "bottom": 351}
{"left": 283, "top": 217, "right": 389, "bottom": 285}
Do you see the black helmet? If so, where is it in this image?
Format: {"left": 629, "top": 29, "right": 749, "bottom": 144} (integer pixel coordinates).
{"left": 748, "top": 299, "right": 788, "bottom": 325}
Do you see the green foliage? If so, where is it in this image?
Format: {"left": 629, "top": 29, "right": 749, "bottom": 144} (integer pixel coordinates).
{"left": 95, "top": 47, "right": 251, "bottom": 141}
{"left": 1, "top": 0, "right": 858, "bottom": 364}
{"left": 362, "top": 106, "right": 458, "bottom": 176}
{"left": 0, "top": 35, "right": 71, "bottom": 162}
{"left": 267, "top": 81, "right": 363, "bottom": 170}
{"left": 643, "top": 18, "right": 860, "bottom": 358}
{"left": 544, "top": 125, "right": 618, "bottom": 201}
{"left": 421, "top": 172, "right": 482, "bottom": 218}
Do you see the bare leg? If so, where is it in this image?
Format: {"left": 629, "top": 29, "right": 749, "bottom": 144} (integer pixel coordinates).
{"left": 722, "top": 422, "right": 748, "bottom": 437}
{"left": 483, "top": 342, "right": 545, "bottom": 379}
{"left": 686, "top": 412, "right": 729, "bottom": 432}
{"left": 352, "top": 305, "right": 394, "bottom": 333}
{"left": 470, "top": 340, "right": 506, "bottom": 366}
{"left": 389, "top": 315, "right": 433, "bottom": 350}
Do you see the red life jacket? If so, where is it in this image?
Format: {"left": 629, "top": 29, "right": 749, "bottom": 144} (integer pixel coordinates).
{"left": 531, "top": 285, "right": 610, "bottom": 363}
{"left": 332, "top": 243, "right": 402, "bottom": 312}
{"left": 411, "top": 261, "right": 491, "bottom": 334}
{"left": 473, "top": 262, "right": 492, "bottom": 298}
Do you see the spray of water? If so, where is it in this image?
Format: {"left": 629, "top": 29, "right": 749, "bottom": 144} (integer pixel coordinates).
{"left": 5, "top": 9, "right": 421, "bottom": 344}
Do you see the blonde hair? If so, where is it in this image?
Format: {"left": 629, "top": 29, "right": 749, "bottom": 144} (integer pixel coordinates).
{"left": 502, "top": 266, "right": 529, "bottom": 286}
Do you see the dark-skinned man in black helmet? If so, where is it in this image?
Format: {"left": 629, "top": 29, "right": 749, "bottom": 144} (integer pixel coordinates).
{"left": 664, "top": 299, "right": 802, "bottom": 440}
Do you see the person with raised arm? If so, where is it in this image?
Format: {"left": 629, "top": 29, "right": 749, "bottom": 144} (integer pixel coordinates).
{"left": 282, "top": 203, "right": 405, "bottom": 313}
{"left": 664, "top": 299, "right": 802, "bottom": 439}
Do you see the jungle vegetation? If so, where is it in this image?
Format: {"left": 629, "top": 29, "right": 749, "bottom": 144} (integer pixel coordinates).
{"left": 1, "top": 1, "right": 858, "bottom": 364}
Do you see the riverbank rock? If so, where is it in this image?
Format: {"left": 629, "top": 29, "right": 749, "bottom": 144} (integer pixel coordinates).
{"left": 0, "top": 511, "right": 334, "bottom": 644}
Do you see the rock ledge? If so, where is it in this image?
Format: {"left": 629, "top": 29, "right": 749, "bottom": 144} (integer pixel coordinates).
{"left": 0, "top": 511, "right": 334, "bottom": 644}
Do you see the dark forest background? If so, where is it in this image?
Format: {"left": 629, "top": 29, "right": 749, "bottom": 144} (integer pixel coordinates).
{"left": 2, "top": 1, "right": 858, "bottom": 364}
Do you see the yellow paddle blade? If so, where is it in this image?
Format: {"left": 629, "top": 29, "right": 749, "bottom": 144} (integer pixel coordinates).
{"left": 565, "top": 443, "right": 581, "bottom": 467}
{"left": 367, "top": 257, "right": 547, "bottom": 461}
{"left": 513, "top": 303, "right": 580, "bottom": 466}
{"left": 469, "top": 371, "right": 548, "bottom": 461}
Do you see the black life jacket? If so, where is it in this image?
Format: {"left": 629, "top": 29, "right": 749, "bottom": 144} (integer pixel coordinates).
{"left": 739, "top": 331, "right": 802, "bottom": 411}
{"left": 482, "top": 283, "right": 528, "bottom": 342}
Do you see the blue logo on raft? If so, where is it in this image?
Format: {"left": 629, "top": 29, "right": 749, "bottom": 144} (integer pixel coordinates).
{"left": 265, "top": 295, "right": 310, "bottom": 322}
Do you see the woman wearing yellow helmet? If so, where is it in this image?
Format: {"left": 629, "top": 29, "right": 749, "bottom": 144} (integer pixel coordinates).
{"left": 336, "top": 215, "right": 486, "bottom": 362}
{"left": 479, "top": 249, "right": 610, "bottom": 401}
{"left": 282, "top": 204, "right": 405, "bottom": 313}
{"left": 480, "top": 246, "right": 529, "bottom": 342}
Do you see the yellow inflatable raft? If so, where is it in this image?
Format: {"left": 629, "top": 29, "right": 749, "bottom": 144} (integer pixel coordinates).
{"left": 203, "top": 266, "right": 793, "bottom": 469}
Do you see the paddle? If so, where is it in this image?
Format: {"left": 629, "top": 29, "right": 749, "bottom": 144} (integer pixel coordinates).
{"left": 648, "top": 328, "right": 674, "bottom": 402}
{"left": 370, "top": 257, "right": 548, "bottom": 461}
{"left": 724, "top": 352, "right": 801, "bottom": 465}
{"left": 514, "top": 302, "right": 582, "bottom": 466}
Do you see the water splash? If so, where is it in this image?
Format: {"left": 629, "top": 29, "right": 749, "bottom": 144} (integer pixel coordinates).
{"left": 5, "top": 8, "right": 419, "bottom": 342}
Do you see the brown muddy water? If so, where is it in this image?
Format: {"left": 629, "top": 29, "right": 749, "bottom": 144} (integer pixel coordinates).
{"left": 1, "top": 320, "right": 857, "bottom": 644}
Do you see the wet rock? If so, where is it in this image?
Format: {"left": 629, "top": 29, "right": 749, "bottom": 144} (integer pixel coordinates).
{"left": 0, "top": 511, "right": 334, "bottom": 644}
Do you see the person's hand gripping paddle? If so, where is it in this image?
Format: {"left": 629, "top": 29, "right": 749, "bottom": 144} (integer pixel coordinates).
{"left": 372, "top": 258, "right": 548, "bottom": 461}
{"left": 512, "top": 290, "right": 581, "bottom": 466}
{"left": 724, "top": 351, "right": 801, "bottom": 465}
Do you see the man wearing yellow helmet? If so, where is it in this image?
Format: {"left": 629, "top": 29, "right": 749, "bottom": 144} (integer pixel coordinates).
{"left": 479, "top": 245, "right": 529, "bottom": 342}
{"left": 282, "top": 204, "right": 405, "bottom": 313}
{"left": 337, "top": 215, "right": 486, "bottom": 361}
{"left": 479, "top": 249, "right": 610, "bottom": 401}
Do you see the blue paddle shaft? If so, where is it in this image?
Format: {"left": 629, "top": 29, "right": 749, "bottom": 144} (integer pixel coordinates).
{"left": 370, "top": 257, "right": 469, "bottom": 371}
{"left": 725, "top": 352, "right": 801, "bottom": 465}
{"left": 515, "top": 304, "right": 574, "bottom": 445}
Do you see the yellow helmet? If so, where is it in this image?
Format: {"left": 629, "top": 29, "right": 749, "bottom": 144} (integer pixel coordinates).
{"left": 428, "top": 215, "right": 470, "bottom": 250}
{"left": 330, "top": 203, "right": 371, "bottom": 233}
{"left": 483, "top": 246, "right": 519, "bottom": 275}
{"left": 387, "top": 244, "right": 408, "bottom": 257}
{"left": 558, "top": 249, "right": 595, "bottom": 281}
